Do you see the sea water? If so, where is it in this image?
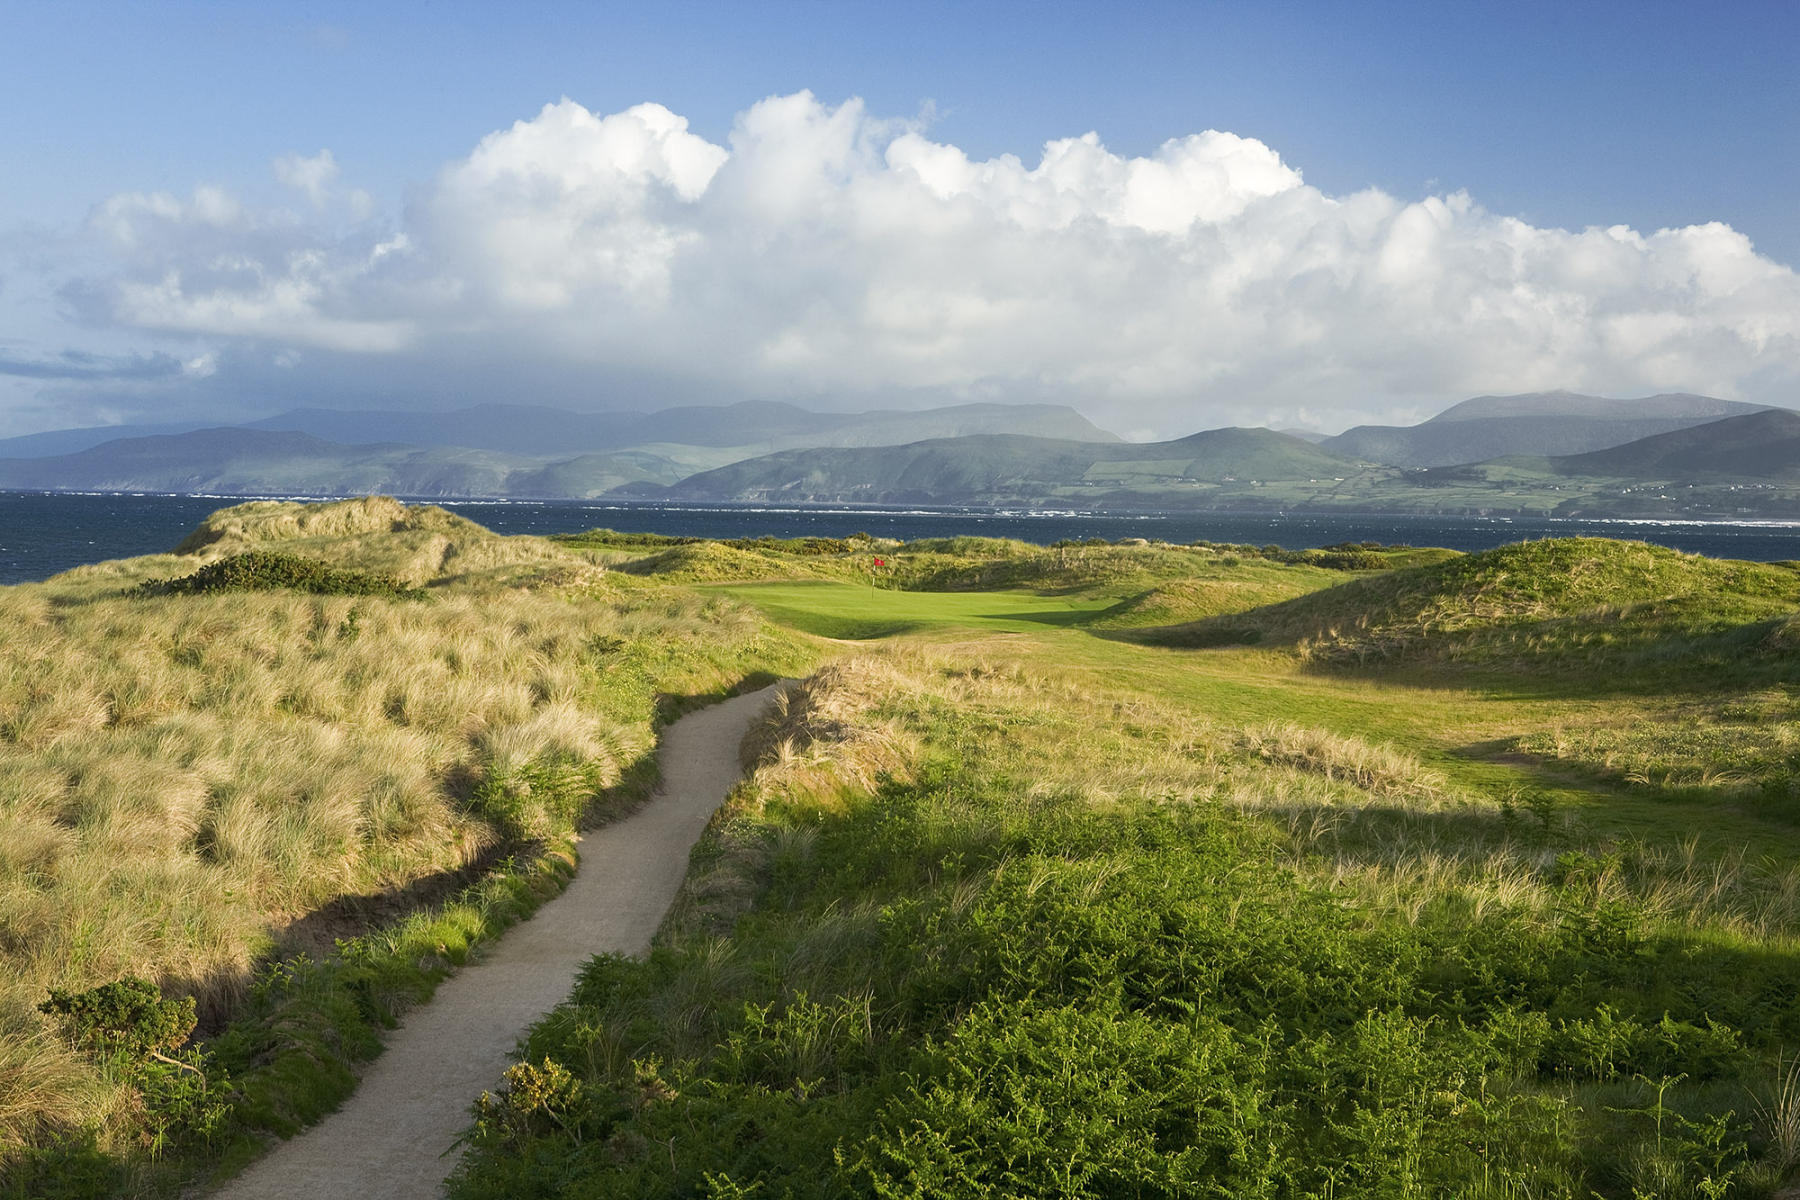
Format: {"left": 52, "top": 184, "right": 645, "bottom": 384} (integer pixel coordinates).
{"left": 5, "top": 490, "right": 1800, "bottom": 586}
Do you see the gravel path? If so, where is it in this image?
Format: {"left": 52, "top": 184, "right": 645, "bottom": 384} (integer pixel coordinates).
{"left": 212, "top": 683, "right": 784, "bottom": 1200}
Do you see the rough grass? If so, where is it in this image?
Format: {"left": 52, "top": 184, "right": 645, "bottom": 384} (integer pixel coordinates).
{"left": 1087, "top": 575, "right": 1324, "bottom": 629}
{"left": 612, "top": 542, "right": 833, "bottom": 584}
{"left": 0, "top": 499, "right": 813, "bottom": 1183}
{"left": 172, "top": 495, "right": 479, "bottom": 554}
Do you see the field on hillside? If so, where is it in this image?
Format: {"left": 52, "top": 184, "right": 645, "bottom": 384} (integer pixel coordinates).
{"left": 451, "top": 531, "right": 1800, "bottom": 1199}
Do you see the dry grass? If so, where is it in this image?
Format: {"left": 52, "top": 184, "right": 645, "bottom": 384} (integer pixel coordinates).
{"left": 1237, "top": 721, "right": 1450, "bottom": 803}
{"left": 730, "top": 642, "right": 1471, "bottom": 821}
{"left": 0, "top": 499, "right": 798, "bottom": 1164}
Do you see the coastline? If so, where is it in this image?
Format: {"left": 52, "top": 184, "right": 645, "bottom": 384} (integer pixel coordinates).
{"left": 9, "top": 489, "right": 1800, "bottom": 589}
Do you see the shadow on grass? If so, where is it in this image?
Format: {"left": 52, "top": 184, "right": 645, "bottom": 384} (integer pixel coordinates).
{"left": 1457, "top": 737, "right": 1800, "bottom": 830}
{"left": 207, "top": 841, "right": 518, "bottom": 1030}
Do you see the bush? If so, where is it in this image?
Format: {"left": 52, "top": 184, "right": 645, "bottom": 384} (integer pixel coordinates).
{"left": 38, "top": 980, "right": 227, "bottom": 1158}
{"left": 38, "top": 979, "right": 194, "bottom": 1060}
{"left": 140, "top": 551, "right": 420, "bottom": 598}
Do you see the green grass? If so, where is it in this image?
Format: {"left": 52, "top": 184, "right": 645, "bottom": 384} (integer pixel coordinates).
{"left": 705, "top": 580, "right": 1124, "bottom": 639}
{"left": 708, "top": 541, "right": 1800, "bottom": 857}
{"left": 450, "top": 636, "right": 1800, "bottom": 1199}
{"left": 447, "top": 532, "right": 1800, "bottom": 1198}
{"left": 1154, "top": 538, "right": 1800, "bottom": 685}
{"left": 21, "top": 520, "right": 1800, "bottom": 1197}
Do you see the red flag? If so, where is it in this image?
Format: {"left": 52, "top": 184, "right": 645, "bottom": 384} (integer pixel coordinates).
{"left": 873, "top": 557, "right": 886, "bottom": 567}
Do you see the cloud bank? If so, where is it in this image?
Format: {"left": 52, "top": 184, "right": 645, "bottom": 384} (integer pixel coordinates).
{"left": 55, "top": 92, "right": 1800, "bottom": 434}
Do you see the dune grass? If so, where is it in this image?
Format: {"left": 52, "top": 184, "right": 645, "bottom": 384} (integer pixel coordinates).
{"left": 0, "top": 498, "right": 814, "bottom": 1192}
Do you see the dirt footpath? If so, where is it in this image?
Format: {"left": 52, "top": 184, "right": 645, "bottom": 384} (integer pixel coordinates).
{"left": 212, "top": 683, "right": 784, "bottom": 1200}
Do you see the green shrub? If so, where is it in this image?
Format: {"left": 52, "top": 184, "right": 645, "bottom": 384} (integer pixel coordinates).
{"left": 38, "top": 979, "right": 194, "bottom": 1060}
{"left": 38, "top": 980, "right": 228, "bottom": 1159}
{"left": 141, "top": 551, "right": 421, "bottom": 598}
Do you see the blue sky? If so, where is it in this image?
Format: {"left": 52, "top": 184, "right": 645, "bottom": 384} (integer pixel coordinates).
{"left": 1, "top": 0, "right": 1796, "bottom": 437}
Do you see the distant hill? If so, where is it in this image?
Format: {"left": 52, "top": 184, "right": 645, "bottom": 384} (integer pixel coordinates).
{"left": 661, "top": 427, "right": 1361, "bottom": 506}
{"left": 1553, "top": 408, "right": 1800, "bottom": 479}
{"left": 0, "top": 420, "right": 215, "bottom": 458}
{"left": 0, "top": 400, "right": 1122, "bottom": 500}
{"left": 0, "top": 428, "right": 529, "bottom": 496}
{"left": 245, "top": 400, "right": 1119, "bottom": 456}
{"left": 0, "top": 426, "right": 709, "bottom": 499}
{"left": 1429, "top": 390, "right": 1755, "bottom": 423}
{"left": 1323, "top": 391, "right": 1769, "bottom": 468}
{"left": 16, "top": 396, "right": 1800, "bottom": 517}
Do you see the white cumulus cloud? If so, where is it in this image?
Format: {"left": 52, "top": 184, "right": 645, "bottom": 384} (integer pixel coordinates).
{"left": 58, "top": 91, "right": 1800, "bottom": 434}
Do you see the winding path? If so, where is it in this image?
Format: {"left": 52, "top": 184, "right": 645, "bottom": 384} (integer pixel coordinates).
{"left": 213, "top": 683, "right": 784, "bottom": 1200}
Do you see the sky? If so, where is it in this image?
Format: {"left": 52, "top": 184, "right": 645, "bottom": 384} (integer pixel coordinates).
{"left": 1, "top": 0, "right": 1796, "bottom": 441}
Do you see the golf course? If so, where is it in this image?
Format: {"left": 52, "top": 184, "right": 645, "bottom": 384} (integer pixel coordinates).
{"left": 6, "top": 501, "right": 1800, "bottom": 1198}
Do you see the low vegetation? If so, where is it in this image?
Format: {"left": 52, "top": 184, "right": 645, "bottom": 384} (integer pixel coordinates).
{"left": 140, "top": 550, "right": 421, "bottom": 598}
{"left": 449, "top": 644, "right": 1800, "bottom": 1198}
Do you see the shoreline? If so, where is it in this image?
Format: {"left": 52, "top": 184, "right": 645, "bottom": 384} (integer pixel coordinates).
{"left": 6, "top": 486, "right": 1800, "bottom": 528}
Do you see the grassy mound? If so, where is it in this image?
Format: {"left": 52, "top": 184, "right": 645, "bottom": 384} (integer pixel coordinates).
{"left": 171, "top": 496, "right": 477, "bottom": 554}
{"left": 0, "top": 501, "right": 812, "bottom": 1189}
{"left": 152, "top": 496, "right": 605, "bottom": 592}
{"left": 1087, "top": 576, "right": 1324, "bottom": 629}
{"left": 555, "top": 529, "right": 894, "bottom": 556}
{"left": 1147, "top": 537, "right": 1800, "bottom": 678}
{"left": 585, "top": 531, "right": 1445, "bottom": 600}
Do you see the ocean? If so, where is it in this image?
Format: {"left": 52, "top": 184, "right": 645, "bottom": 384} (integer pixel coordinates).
{"left": 5, "top": 490, "right": 1800, "bottom": 586}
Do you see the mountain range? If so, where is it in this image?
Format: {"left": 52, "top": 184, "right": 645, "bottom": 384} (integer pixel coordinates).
{"left": 660, "top": 427, "right": 1350, "bottom": 505}
{"left": 1320, "top": 391, "right": 1768, "bottom": 467}
{"left": 3, "top": 391, "right": 1798, "bottom": 519}
{"left": 0, "top": 401, "right": 1114, "bottom": 462}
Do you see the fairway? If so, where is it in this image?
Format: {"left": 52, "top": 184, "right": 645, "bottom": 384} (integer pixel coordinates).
{"left": 704, "top": 579, "right": 1123, "bottom": 638}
